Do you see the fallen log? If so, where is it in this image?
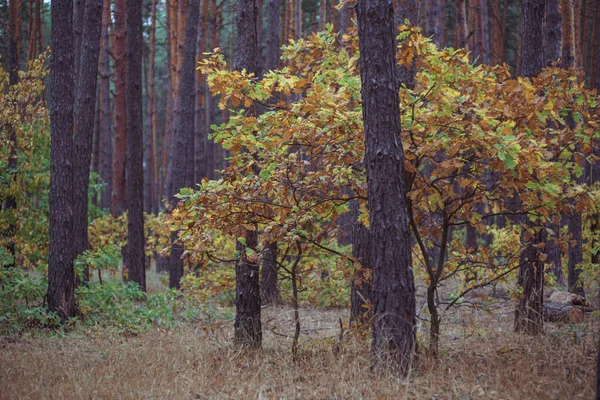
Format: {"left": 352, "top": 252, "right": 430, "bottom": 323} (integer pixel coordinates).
{"left": 543, "top": 302, "right": 584, "bottom": 323}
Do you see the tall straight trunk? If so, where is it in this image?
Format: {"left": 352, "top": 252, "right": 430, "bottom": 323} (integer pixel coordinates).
{"left": 468, "top": 0, "right": 476, "bottom": 60}
{"left": 125, "top": 0, "right": 146, "bottom": 291}
{"left": 204, "top": 0, "right": 218, "bottom": 180}
{"left": 514, "top": 0, "right": 545, "bottom": 335}
{"left": 479, "top": 0, "right": 490, "bottom": 64}
{"left": 294, "top": 0, "right": 301, "bottom": 39}
{"left": 593, "top": 5, "right": 600, "bottom": 395}
{"left": 99, "top": 0, "right": 112, "bottom": 210}
{"left": 356, "top": 0, "right": 416, "bottom": 375}
{"left": 490, "top": 0, "right": 503, "bottom": 64}
{"left": 591, "top": 0, "right": 599, "bottom": 89}
{"left": 544, "top": 0, "right": 562, "bottom": 66}
{"left": 194, "top": 0, "right": 209, "bottom": 184}
{"left": 265, "top": 0, "right": 281, "bottom": 72}
{"left": 73, "top": 0, "right": 85, "bottom": 80}
{"left": 425, "top": 0, "right": 443, "bottom": 47}
{"left": 26, "top": 0, "right": 41, "bottom": 61}
{"left": 455, "top": 0, "right": 468, "bottom": 49}
{"left": 168, "top": 0, "right": 201, "bottom": 289}
{"left": 561, "top": 0, "right": 576, "bottom": 69}
{"left": 72, "top": 0, "right": 103, "bottom": 283}
{"left": 3, "top": 0, "right": 21, "bottom": 269}
{"left": 145, "top": 0, "right": 158, "bottom": 213}
{"left": 161, "top": 0, "right": 176, "bottom": 201}
{"left": 319, "top": 0, "right": 326, "bottom": 30}
{"left": 573, "top": 0, "right": 582, "bottom": 68}
{"left": 112, "top": 0, "right": 127, "bottom": 216}
{"left": 48, "top": 0, "right": 75, "bottom": 320}
{"left": 234, "top": 0, "right": 262, "bottom": 349}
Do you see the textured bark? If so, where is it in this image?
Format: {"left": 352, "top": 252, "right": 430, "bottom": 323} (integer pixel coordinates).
{"left": 98, "top": 0, "right": 112, "bottom": 210}
{"left": 560, "top": 0, "right": 576, "bottom": 69}
{"left": 145, "top": 0, "right": 158, "bottom": 214}
{"left": 490, "top": 0, "right": 504, "bottom": 65}
{"left": 26, "top": 0, "right": 42, "bottom": 61}
{"left": 234, "top": 0, "right": 262, "bottom": 349}
{"left": 72, "top": 0, "right": 103, "bottom": 284}
{"left": 394, "top": 0, "right": 419, "bottom": 89}
{"left": 48, "top": 0, "right": 76, "bottom": 321}
{"left": 479, "top": 0, "right": 490, "bottom": 64}
{"left": 567, "top": 212, "right": 584, "bottom": 296}
{"left": 514, "top": 0, "right": 545, "bottom": 335}
{"left": 167, "top": 0, "right": 201, "bottom": 289}
{"left": 261, "top": 241, "right": 279, "bottom": 305}
{"left": 592, "top": 2, "right": 599, "bottom": 89}
{"left": 265, "top": 0, "right": 281, "bottom": 72}
{"left": 350, "top": 200, "right": 372, "bottom": 325}
{"left": 357, "top": 0, "right": 416, "bottom": 374}
{"left": 125, "top": 0, "right": 146, "bottom": 292}
{"left": 544, "top": 0, "right": 562, "bottom": 66}
{"left": 111, "top": 0, "right": 127, "bottom": 216}
{"left": 194, "top": 0, "right": 208, "bottom": 184}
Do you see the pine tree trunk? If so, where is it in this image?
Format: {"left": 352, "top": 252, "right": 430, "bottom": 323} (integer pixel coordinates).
{"left": 356, "top": 0, "right": 416, "bottom": 375}
{"left": 99, "top": 0, "right": 112, "bottom": 211}
{"left": 490, "top": 0, "right": 504, "bottom": 64}
{"left": 125, "top": 0, "right": 146, "bottom": 291}
{"left": 167, "top": 0, "right": 201, "bottom": 289}
{"left": 425, "top": 0, "right": 443, "bottom": 47}
{"left": 112, "top": 0, "right": 127, "bottom": 216}
{"left": 514, "top": 0, "right": 545, "bottom": 335}
{"left": 265, "top": 0, "right": 281, "bottom": 72}
{"left": 72, "top": 0, "right": 103, "bottom": 284}
{"left": 544, "top": 0, "right": 562, "bottom": 66}
{"left": 48, "top": 0, "right": 76, "bottom": 321}
{"left": 234, "top": 0, "right": 262, "bottom": 349}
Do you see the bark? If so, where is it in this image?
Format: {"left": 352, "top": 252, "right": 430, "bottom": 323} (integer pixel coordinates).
{"left": 168, "top": 0, "right": 201, "bottom": 289}
{"left": 514, "top": 0, "right": 545, "bottom": 335}
{"left": 112, "top": 0, "right": 127, "bottom": 216}
{"left": 350, "top": 200, "right": 372, "bottom": 325}
{"left": 261, "top": 241, "right": 279, "bottom": 305}
{"left": 545, "top": 0, "right": 562, "bottom": 66}
{"left": 490, "top": 0, "right": 504, "bottom": 65}
{"left": 98, "top": 0, "right": 112, "bottom": 210}
{"left": 357, "top": 0, "right": 416, "bottom": 375}
{"left": 294, "top": 0, "right": 301, "bottom": 39}
{"left": 72, "top": 0, "right": 103, "bottom": 284}
{"left": 145, "top": 0, "right": 159, "bottom": 214}
{"left": 234, "top": 0, "right": 262, "bottom": 349}
{"left": 455, "top": 0, "right": 468, "bottom": 49}
{"left": 425, "top": 0, "right": 443, "bottom": 47}
{"left": 3, "top": 0, "right": 21, "bottom": 269}
{"left": 567, "top": 212, "right": 584, "bottom": 297}
{"left": 592, "top": 2, "right": 599, "bottom": 89}
{"left": 194, "top": 0, "right": 208, "bottom": 184}
{"left": 265, "top": 0, "right": 281, "bottom": 72}
{"left": 560, "top": 0, "right": 576, "bottom": 69}
{"left": 479, "top": 0, "right": 490, "bottom": 64}
{"left": 48, "top": 0, "right": 76, "bottom": 321}
{"left": 73, "top": 0, "right": 85, "bottom": 80}
{"left": 125, "top": 0, "right": 146, "bottom": 292}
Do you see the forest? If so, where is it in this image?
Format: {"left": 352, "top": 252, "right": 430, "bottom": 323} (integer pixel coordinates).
{"left": 1, "top": 0, "right": 600, "bottom": 398}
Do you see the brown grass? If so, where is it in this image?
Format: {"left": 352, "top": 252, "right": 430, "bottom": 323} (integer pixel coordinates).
{"left": 0, "top": 302, "right": 596, "bottom": 399}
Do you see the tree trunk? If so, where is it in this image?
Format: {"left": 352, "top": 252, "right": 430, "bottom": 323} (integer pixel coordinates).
{"left": 265, "top": 0, "right": 281, "bottom": 72}
{"left": 261, "top": 241, "right": 279, "bottom": 305}
{"left": 112, "top": 0, "right": 127, "bottom": 216}
{"left": 350, "top": 200, "right": 372, "bottom": 325}
{"left": 48, "top": 0, "right": 76, "bottom": 321}
{"left": 98, "top": 0, "right": 112, "bottom": 211}
{"left": 72, "top": 0, "right": 103, "bottom": 284}
{"left": 425, "top": 0, "right": 443, "bottom": 47}
{"left": 356, "top": 0, "right": 416, "bottom": 375}
{"left": 490, "top": 0, "right": 504, "bottom": 65}
{"left": 514, "top": 0, "right": 546, "bottom": 336}
{"left": 560, "top": 0, "right": 576, "bottom": 69}
{"left": 234, "top": 0, "right": 262, "bottom": 349}
{"left": 168, "top": 0, "right": 201, "bottom": 289}
{"left": 194, "top": 0, "right": 208, "bottom": 184}
{"left": 544, "top": 0, "right": 562, "bottom": 66}
{"left": 125, "top": 0, "right": 146, "bottom": 292}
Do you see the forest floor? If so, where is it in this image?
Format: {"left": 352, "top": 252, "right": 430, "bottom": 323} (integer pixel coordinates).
{"left": 0, "top": 296, "right": 596, "bottom": 399}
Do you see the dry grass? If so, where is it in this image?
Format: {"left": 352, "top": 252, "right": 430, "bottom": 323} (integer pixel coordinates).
{"left": 0, "top": 302, "right": 596, "bottom": 399}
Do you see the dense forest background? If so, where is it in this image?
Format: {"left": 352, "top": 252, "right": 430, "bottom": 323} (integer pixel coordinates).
{"left": 1, "top": 0, "right": 600, "bottom": 398}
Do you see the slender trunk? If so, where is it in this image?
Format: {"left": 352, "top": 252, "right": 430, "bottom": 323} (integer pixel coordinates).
{"left": 357, "top": 0, "right": 416, "bottom": 374}
{"left": 491, "top": 0, "right": 503, "bottom": 65}
{"left": 265, "top": 0, "right": 281, "bottom": 72}
{"left": 234, "top": 0, "right": 262, "bottom": 349}
{"left": 425, "top": 0, "right": 443, "bottom": 47}
{"left": 194, "top": 0, "right": 208, "bottom": 184}
{"left": 479, "top": 0, "right": 490, "bottom": 64}
{"left": 456, "top": 0, "right": 468, "bottom": 50}
{"left": 514, "top": 0, "right": 545, "bottom": 335}
{"left": 112, "top": 0, "right": 127, "bottom": 216}
{"left": 544, "top": 0, "right": 562, "bottom": 66}
{"left": 290, "top": 245, "right": 302, "bottom": 361}
{"left": 99, "top": 0, "right": 112, "bottom": 210}
{"left": 48, "top": 0, "right": 76, "bottom": 321}
{"left": 125, "top": 0, "right": 146, "bottom": 292}
{"left": 561, "top": 0, "right": 576, "bottom": 69}
{"left": 72, "top": 0, "right": 103, "bottom": 284}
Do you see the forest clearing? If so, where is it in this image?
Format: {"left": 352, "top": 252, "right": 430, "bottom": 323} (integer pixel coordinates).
{"left": 2, "top": 0, "right": 600, "bottom": 398}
